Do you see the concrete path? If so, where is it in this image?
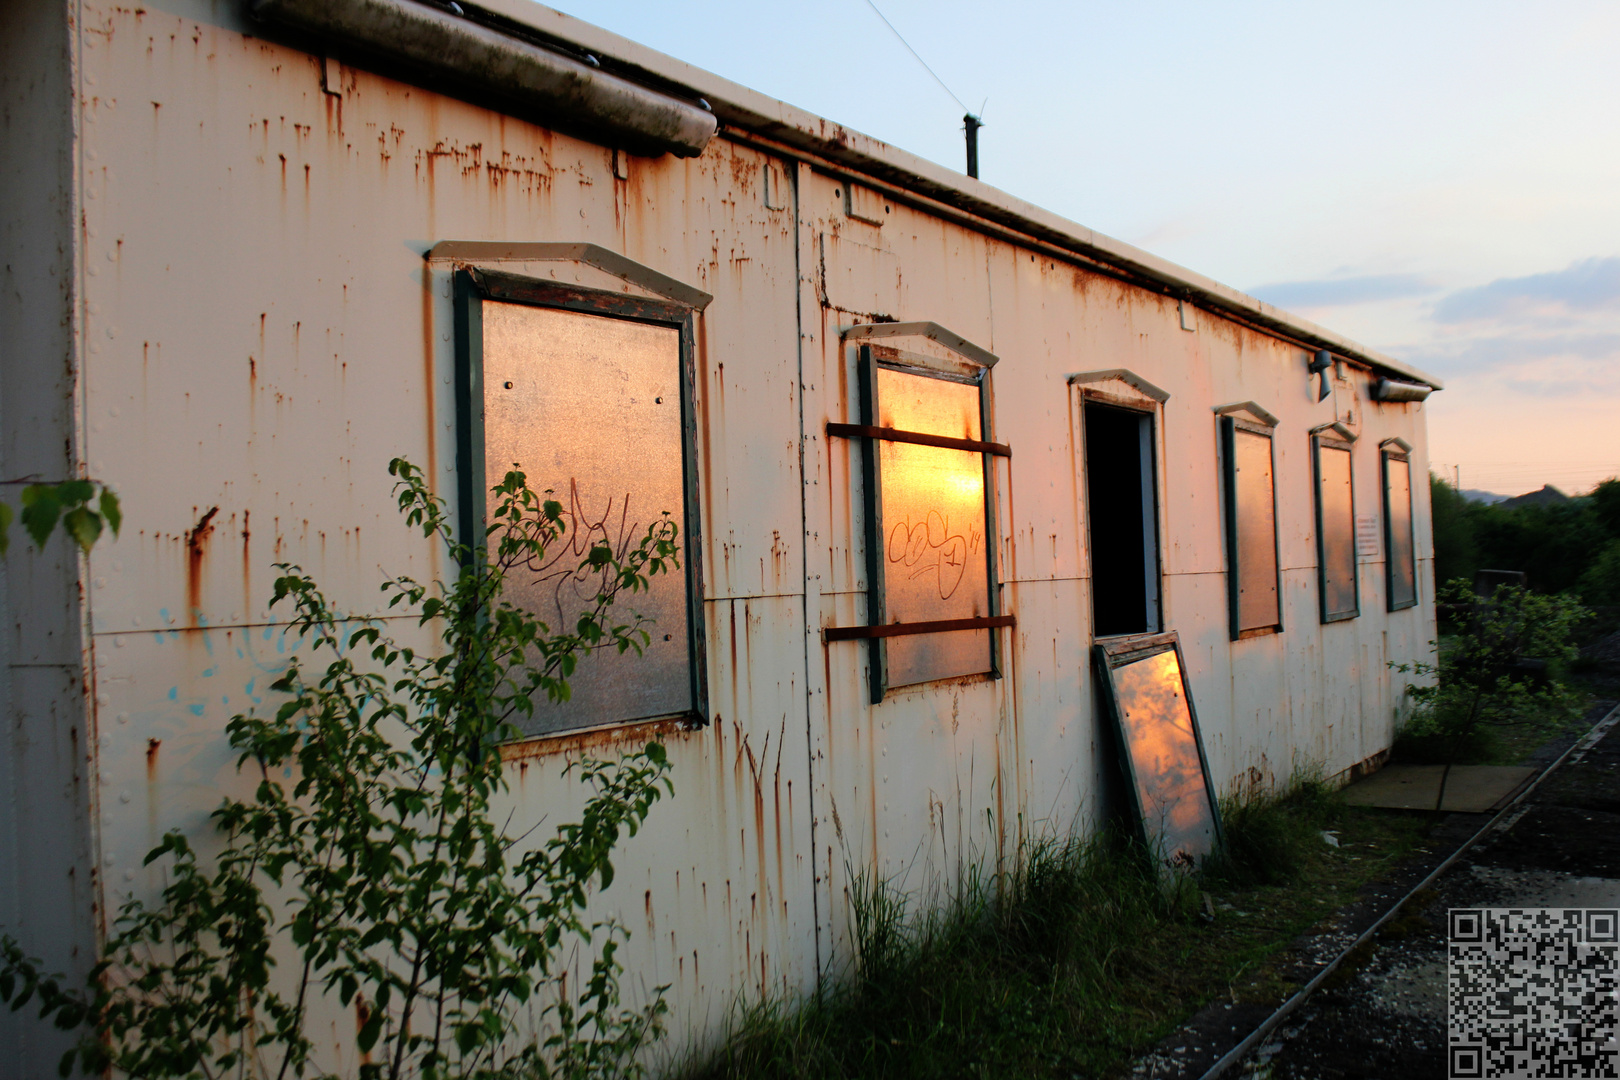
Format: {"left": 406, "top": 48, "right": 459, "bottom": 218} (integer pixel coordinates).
{"left": 1338, "top": 763, "right": 1537, "bottom": 813}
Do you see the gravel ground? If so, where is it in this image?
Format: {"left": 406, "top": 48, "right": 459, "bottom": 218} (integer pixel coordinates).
{"left": 1228, "top": 703, "right": 1620, "bottom": 1080}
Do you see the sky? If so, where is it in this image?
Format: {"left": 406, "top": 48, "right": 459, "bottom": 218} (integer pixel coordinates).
{"left": 545, "top": 0, "right": 1620, "bottom": 497}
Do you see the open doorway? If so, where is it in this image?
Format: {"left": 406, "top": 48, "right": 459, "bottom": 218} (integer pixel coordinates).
{"left": 1084, "top": 401, "right": 1161, "bottom": 637}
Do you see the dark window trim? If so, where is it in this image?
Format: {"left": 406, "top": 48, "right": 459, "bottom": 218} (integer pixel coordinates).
{"left": 452, "top": 267, "right": 710, "bottom": 731}
{"left": 1219, "top": 416, "right": 1283, "bottom": 641}
{"left": 825, "top": 344, "right": 1008, "bottom": 703}
{"left": 1382, "top": 447, "right": 1419, "bottom": 612}
{"left": 1312, "top": 433, "right": 1360, "bottom": 624}
{"left": 1079, "top": 394, "right": 1164, "bottom": 640}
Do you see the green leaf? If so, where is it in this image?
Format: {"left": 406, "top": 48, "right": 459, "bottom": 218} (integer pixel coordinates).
{"left": 54, "top": 480, "right": 93, "bottom": 504}
{"left": 61, "top": 507, "right": 101, "bottom": 554}
{"left": 357, "top": 1009, "right": 385, "bottom": 1053}
{"left": 99, "top": 489, "right": 122, "bottom": 535}
{"left": 0, "top": 501, "right": 11, "bottom": 557}
{"left": 19, "top": 486, "right": 60, "bottom": 549}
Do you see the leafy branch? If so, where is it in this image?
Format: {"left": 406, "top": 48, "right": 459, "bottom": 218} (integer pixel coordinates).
{"left": 0, "top": 479, "right": 122, "bottom": 556}
{"left": 3, "top": 459, "right": 678, "bottom": 1079}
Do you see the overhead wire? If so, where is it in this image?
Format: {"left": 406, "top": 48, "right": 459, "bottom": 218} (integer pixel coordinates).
{"left": 862, "top": 0, "right": 975, "bottom": 117}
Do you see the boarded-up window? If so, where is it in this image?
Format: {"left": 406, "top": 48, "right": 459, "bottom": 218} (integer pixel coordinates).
{"left": 1384, "top": 449, "right": 1418, "bottom": 610}
{"left": 456, "top": 271, "right": 703, "bottom": 737}
{"left": 1314, "top": 437, "right": 1359, "bottom": 623}
{"left": 825, "top": 346, "right": 1008, "bottom": 702}
{"left": 1220, "top": 417, "right": 1281, "bottom": 637}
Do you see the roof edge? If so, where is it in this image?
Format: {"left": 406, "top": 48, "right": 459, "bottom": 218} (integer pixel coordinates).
{"left": 479, "top": 0, "right": 1443, "bottom": 391}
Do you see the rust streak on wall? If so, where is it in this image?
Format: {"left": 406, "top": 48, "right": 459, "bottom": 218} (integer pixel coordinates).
{"left": 186, "top": 506, "right": 219, "bottom": 624}
{"left": 241, "top": 508, "right": 252, "bottom": 613}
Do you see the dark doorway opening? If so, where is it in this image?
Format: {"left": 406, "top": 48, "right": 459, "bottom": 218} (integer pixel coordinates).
{"left": 1084, "top": 402, "right": 1160, "bottom": 637}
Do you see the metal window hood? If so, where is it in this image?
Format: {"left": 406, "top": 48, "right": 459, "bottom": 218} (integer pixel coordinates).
{"left": 250, "top": 0, "right": 718, "bottom": 158}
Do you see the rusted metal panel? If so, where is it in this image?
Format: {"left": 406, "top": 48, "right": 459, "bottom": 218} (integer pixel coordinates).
{"left": 37, "top": 0, "right": 1442, "bottom": 1071}
{"left": 71, "top": 0, "right": 816, "bottom": 1055}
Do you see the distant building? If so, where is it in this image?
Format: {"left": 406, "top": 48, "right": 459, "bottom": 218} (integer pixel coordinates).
{"left": 1, "top": 0, "right": 1442, "bottom": 1070}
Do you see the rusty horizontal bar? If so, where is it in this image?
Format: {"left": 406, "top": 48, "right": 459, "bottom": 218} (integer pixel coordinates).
{"left": 822, "top": 615, "right": 1016, "bottom": 642}
{"left": 824, "top": 422, "right": 1010, "bottom": 458}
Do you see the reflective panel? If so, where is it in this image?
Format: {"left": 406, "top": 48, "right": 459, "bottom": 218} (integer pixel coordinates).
{"left": 1233, "top": 429, "right": 1280, "bottom": 631}
{"left": 1387, "top": 455, "right": 1417, "bottom": 608}
{"left": 877, "top": 365, "right": 980, "bottom": 439}
{"left": 482, "top": 301, "right": 691, "bottom": 734}
{"left": 1317, "top": 442, "right": 1357, "bottom": 619}
{"left": 875, "top": 366, "right": 992, "bottom": 687}
{"left": 1107, "top": 647, "right": 1219, "bottom": 870}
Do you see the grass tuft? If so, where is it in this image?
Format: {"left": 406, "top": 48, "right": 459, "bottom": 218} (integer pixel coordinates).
{"left": 1206, "top": 775, "right": 1338, "bottom": 887}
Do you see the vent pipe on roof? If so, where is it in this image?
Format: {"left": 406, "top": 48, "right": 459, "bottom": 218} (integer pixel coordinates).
{"left": 250, "top": 0, "right": 718, "bottom": 158}
{"left": 963, "top": 114, "right": 982, "bottom": 179}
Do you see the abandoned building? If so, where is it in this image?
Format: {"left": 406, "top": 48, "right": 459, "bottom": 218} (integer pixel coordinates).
{"left": 1, "top": 0, "right": 1441, "bottom": 1070}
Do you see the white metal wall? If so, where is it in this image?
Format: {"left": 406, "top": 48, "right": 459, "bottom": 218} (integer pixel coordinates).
{"left": 2, "top": 0, "right": 1436, "bottom": 1071}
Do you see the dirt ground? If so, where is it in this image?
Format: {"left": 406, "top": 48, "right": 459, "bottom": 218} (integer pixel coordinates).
{"left": 1228, "top": 701, "right": 1620, "bottom": 1080}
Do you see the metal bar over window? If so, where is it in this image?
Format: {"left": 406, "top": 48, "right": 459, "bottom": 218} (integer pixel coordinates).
{"left": 825, "top": 422, "right": 1011, "bottom": 458}
{"left": 823, "top": 615, "right": 1016, "bottom": 642}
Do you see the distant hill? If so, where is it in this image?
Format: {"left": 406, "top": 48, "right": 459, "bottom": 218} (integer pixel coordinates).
{"left": 1461, "top": 488, "right": 1509, "bottom": 505}
{"left": 1496, "top": 485, "right": 1570, "bottom": 510}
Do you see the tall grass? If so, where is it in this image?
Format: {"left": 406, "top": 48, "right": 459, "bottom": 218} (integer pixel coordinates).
{"left": 1205, "top": 775, "right": 1338, "bottom": 887}
{"left": 687, "top": 833, "right": 1173, "bottom": 1079}
{"left": 685, "top": 776, "right": 1374, "bottom": 1080}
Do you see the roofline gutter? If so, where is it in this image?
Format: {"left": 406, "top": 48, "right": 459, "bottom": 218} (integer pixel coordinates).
{"left": 249, "top": 0, "right": 717, "bottom": 159}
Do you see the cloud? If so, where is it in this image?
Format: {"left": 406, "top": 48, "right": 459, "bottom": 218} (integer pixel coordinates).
{"left": 1402, "top": 330, "right": 1620, "bottom": 398}
{"left": 1432, "top": 257, "right": 1620, "bottom": 325}
{"left": 1246, "top": 273, "right": 1440, "bottom": 310}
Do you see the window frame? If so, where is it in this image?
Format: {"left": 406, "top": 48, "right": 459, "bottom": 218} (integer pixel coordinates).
{"left": 1312, "top": 432, "right": 1360, "bottom": 624}
{"left": 1382, "top": 444, "right": 1419, "bottom": 612}
{"left": 825, "top": 343, "right": 1011, "bottom": 704}
{"left": 452, "top": 266, "right": 709, "bottom": 733}
{"left": 1219, "top": 414, "right": 1283, "bottom": 640}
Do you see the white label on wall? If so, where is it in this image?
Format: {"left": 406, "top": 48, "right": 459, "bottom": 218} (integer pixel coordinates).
{"left": 1355, "top": 514, "right": 1381, "bottom": 557}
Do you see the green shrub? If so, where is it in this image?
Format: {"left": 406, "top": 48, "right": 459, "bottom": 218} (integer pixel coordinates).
{"left": 1393, "top": 579, "right": 1589, "bottom": 763}
{"left": 2, "top": 460, "right": 678, "bottom": 1079}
